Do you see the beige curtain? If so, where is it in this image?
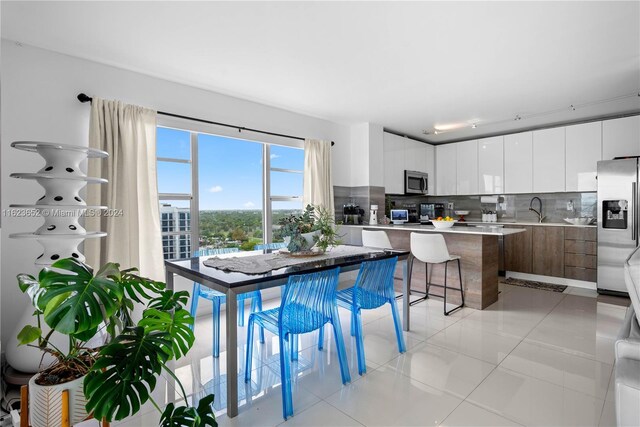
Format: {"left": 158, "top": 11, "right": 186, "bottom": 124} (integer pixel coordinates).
{"left": 85, "top": 98, "right": 164, "bottom": 281}
{"left": 303, "top": 139, "right": 334, "bottom": 217}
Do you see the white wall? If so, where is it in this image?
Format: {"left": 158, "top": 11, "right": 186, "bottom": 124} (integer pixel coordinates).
{"left": 0, "top": 41, "right": 352, "bottom": 349}
{"left": 349, "top": 122, "right": 384, "bottom": 188}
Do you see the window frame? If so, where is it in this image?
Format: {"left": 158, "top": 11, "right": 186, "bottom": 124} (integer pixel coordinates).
{"left": 157, "top": 122, "right": 303, "bottom": 260}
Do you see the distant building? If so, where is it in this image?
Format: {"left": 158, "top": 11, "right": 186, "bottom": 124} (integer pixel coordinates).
{"left": 160, "top": 204, "right": 191, "bottom": 259}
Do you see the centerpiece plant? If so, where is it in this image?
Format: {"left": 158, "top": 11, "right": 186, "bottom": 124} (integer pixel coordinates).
{"left": 276, "top": 204, "right": 341, "bottom": 253}
{"left": 17, "top": 258, "right": 217, "bottom": 426}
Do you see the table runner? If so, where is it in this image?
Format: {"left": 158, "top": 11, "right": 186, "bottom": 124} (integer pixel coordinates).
{"left": 202, "top": 245, "right": 383, "bottom": 275}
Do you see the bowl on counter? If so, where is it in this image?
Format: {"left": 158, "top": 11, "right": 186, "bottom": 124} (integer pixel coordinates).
{"left": 563, "top": 217, "right": 595, "bottom": 225}
{"left": 431, "top": 220, "right": 457, "bottom": 229}
{"left": 454, "top": 210, "right": 470, "bottom": 216}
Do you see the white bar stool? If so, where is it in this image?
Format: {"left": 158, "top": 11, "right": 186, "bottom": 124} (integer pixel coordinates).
{"left": 410, "top": 232, "right": 464, "bottom": 315}
{"left": 362, "top": 229, "right": 392, "bottom": 249}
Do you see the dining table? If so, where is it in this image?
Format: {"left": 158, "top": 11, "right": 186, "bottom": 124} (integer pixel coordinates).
{"left": 164, "top": 245, "right": 412, "bottom": 417}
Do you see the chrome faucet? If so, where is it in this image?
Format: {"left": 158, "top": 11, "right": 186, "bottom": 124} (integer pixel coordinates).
{"left": 529, "top": 196, "right": 545, "bottom": 223}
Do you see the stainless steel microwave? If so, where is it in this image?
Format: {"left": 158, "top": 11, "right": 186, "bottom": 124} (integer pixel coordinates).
{"left": 404, "top": 170, "right": 428, "bottom": 195}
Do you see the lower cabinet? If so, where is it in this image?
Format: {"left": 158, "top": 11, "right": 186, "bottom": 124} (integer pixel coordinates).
{"left": 564, "top": 227, "right": 597, "bottom": 282}
{"left": 504, "top": 225, "right": 596, "bottom": 282}
{"left": 532, "top": 226, "right": 565, "bottom": 277}
{"left": 504, "top": 225, "right": 533, "bottom": 273}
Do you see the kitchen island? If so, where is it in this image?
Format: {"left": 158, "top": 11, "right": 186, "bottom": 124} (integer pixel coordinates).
{"left": 341, "top": 224, "right": 526, "bottom": 310}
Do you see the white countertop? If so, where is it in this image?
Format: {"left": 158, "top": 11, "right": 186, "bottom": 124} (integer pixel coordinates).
{"left": 463, "top": 220, "right": 596, "bottom": 228}
{"left": 343, "top": 223, "right": 526, "bottom": 236}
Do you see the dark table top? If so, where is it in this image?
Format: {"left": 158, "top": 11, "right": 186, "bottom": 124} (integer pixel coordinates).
{"left": 165, "top": 246, "right": 410, "bottom": 290}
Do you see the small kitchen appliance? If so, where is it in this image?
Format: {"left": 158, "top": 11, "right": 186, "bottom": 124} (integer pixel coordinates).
{"left": 343, "top": 203, "right": 364, "bottom": 225}
{"left": 369, "top": 204, "right": 378, "bottom": 225}
{"left": 419, "top": 203, "right": 445, "bottom": 223}
{"left": 404, "top": 170, "right": 428, "bottom": 195}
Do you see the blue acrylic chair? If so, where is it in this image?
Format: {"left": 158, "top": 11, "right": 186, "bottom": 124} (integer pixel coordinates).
{"left": 253, "top": 242, "right": 287, "bottom": 250}
{"left": 244, "top": 267, "right": 351, "bottom": 419}
{"left": 336, "top": 257, "right": 406, "bottom": 375}
{"left": 189, "top": 248, "right": 264, "bottom": 358}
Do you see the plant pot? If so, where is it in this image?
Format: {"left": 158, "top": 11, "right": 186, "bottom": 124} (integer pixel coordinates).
{"left": 283, "top": 231, "right": 319, "bottom": 252}
{"left": 28, "top": 374, "right": 88, "bottom": 427}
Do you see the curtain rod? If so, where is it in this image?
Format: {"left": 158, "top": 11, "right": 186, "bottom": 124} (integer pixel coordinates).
{"left": 77, "top": 93, "right": 334, "bottom": 146}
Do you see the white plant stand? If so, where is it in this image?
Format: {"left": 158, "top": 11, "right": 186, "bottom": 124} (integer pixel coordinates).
{"left": 9, "top": 141, "right": 108, "bottom": 266}
{"left": 6, "top": 141, "right": 109, "bottom": 373}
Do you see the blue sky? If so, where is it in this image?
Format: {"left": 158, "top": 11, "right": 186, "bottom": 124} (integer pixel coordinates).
{"left": 157, "top": 127, "right": 303, "bottom": 210}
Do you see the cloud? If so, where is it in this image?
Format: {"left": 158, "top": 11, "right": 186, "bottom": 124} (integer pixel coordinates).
{"left": 243, "top": 201, "right": 255, "bottom": 208}
{"left": 208, "top": 185, "right": 223, "bottom": 193}
{"left": 270, "top": 154, "right": 280, "bottom": 159}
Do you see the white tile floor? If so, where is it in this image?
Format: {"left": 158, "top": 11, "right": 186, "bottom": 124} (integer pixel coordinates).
{"left": 111, "top": 282, "right": 630, "bottom": 427}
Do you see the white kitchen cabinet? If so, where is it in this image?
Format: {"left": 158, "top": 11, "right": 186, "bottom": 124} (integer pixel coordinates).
{"left": 436, "top": 143, "right": 457, "bottom": 195}
{"left": 456, "top": 140, "right": 478, "bottom": 194}
{"left": 383, "top": 132, "right": 404, "bottom": 194}
{"left": 533, "top": 127, "right": 566, "bottom": 192}
{"left": 478, "top": 136, "right": 504, "bottom": 194}
{"left": 504, "top": 132, "right": 533, "bottom": 193}
{"left": 565, "top": 121, "right": 602, "bottom": 192}
{"left": 602, "top": 115, "right": 640, "bottom": 160}
{"left": 404, "top": 139, "right": 428, "bottom": 174}
{"left": 425, "top": 144, "right": 435, "bottom": 195}
{"left": 383, "top": 132, "right": 433, "bottom": 194}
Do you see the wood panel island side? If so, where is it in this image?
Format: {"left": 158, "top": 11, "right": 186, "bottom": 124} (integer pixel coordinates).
{"left": 341, "top": 224, "right": 526, "bottom": 310}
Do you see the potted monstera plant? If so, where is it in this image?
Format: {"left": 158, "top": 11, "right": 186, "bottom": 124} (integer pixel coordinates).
{"left": 16, "top": 258, "right": 217, "bottom": 426}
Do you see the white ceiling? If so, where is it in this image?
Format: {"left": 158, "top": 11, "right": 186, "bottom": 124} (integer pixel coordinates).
{"left": 2, "top": 1, "right": 639, "bottom": 143}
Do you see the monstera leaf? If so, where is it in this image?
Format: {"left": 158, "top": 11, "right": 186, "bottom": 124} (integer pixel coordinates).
{"left": 84, "top": 327, "right": 172, "bottom": 421}
{"left": 37, "top": 259, "right": 124, "bottom": 335}
{"left": 138, "top": 308, "right": 195, "bottom": 360}
{"left": 120, "top": 267, "right": 165, "bottom": 303}
{"left": 148, "top": 290, "right": 190, "bottom": 311}
{"left": 17, "top": 273, "right": 45, "bottom": 308}
{"left": 160, "top": 395, "right": 217, "bottom": 427}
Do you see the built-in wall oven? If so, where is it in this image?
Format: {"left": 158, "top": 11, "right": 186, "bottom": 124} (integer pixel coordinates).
{"left": 405, "top": 170, "right": 428, "bottom": 195}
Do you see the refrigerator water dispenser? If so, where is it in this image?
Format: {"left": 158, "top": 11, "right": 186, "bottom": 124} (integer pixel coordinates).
{"left": 602, "top": 199, "right": 628, "bottom": 229}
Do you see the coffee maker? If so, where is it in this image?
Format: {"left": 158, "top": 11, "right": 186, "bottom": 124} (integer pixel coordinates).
{"left": 419, "top": 203, "right": 445, "bottom": 223}
{"left": 343, "top": 203, "right": 364, "bottom": 225}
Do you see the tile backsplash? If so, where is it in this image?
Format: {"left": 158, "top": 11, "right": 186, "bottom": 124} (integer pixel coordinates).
{"left": 385, "top": 192, "right": 597, "bottom": 223}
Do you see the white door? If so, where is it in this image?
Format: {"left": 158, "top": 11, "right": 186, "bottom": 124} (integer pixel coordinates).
{"left": 504, "top": 132, "right": 533, "bottom": 193}
{"left": 436, "top": 144, "right": 457, "bottom": 195}
{"left": 565, "top": 121, "right": 602, "bottom": 192}
{"left": 456, "top": 140, "right": 478, "bottom": 195}
{"left": 478, "top": 136, "right": 504, "bottom": 194}
{"left": 602, "top": 115, "right": 640, "bottom": 160}
{"left": 533, "top": 127, "right": 566, "bottom": 192}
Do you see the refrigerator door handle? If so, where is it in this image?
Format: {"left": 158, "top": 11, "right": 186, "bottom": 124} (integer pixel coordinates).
{"left": 633, "top": 182, "right": 638, "bottom": 242}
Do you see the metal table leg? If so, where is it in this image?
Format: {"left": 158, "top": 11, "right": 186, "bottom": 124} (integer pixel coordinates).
{"left": 165, "top": 268, "right": 174, "bottom": 291}
{"left": 402, "top": 256, "right": 413, "bottom": 331}
{"left": 226, "top": 289, "right": 239, "bottom": 417}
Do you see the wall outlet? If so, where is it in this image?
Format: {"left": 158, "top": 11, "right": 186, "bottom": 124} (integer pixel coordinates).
{"left": 447, "top": 202, "right": 454, "bottom": 210}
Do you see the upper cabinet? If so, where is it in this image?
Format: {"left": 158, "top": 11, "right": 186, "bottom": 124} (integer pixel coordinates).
{"left": 602, "top": 115, "right": 640, "bottom": 160}
{"left": 478, "top": 136, "right": 504, "bottom": 194}
{"left": 383, "top": 133, "right": 404, "bottom": 194}
{"left": 533, "top": 127, "right": 565, "bottom": 193}
{"left": 504, "top": 132, "right": 533, "bottom": 193}
{"left": 456, "top": 140, "right": 478, "bottom": 195}
{"left": 382, "top": 132, "right": 433, "bottom": 194}
{"left": 425, "top": 144, "right": 435, "bottom": 195}
{"left": 565, "top": 122, "right": 602, "bottom": 192}
{"left": 436, "top": 143, "right": 457, "bottom": 195}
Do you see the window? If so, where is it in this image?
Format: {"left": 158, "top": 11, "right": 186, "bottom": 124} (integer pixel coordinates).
{"left": 157, "top": 127, "right": 195, "bottom": 261}
{"left": 269, "top": 145, "right": 304, "bottom": 242}
{"left": 156, "top": 126, "right": 303, "bottom": 260}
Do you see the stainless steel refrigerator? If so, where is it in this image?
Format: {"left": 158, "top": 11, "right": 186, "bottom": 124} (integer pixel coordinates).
{"left": 597, "top": 158, "right": 637, "bottom": 296}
